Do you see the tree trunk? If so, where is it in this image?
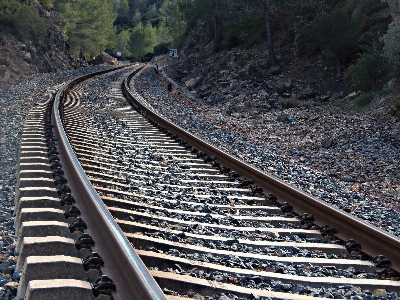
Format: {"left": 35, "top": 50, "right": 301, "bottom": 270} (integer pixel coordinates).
{"left": 213, "top": 1, "right": 218, "bottom": 52}
{"left": 266, "top": 0, "right": 277, "bottom": 66}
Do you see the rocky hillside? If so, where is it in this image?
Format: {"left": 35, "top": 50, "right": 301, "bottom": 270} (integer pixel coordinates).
{"left": 2, "top": 0, "right": 400, "bottom": 120}
{"left": 154, "top": 1, "right": 400, "bottom": 119}
{"left": 0, "top": 3, "right": 73, "bottom": 88}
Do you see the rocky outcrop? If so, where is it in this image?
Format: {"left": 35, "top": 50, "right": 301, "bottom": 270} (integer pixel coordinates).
{"left": 92, "top": 53, "right": 118, "bottom": 66}
{"left": 0, "top": 3, "right": 71, "bottom": 80}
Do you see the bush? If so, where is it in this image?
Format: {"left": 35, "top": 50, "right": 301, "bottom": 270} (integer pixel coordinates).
{"left": 383, "top": 22, "right": 400, "bottom": 75}
{"left": 355, "top": 92, "right": 374, "bottom": 108}
{"left": 221, "top": 26, "right": 240, "bottom": 50}
{"left": 0, "top": 0, "right": 48, "bottom": 40}
{"left": 347, "top": 44, "right": 387, "bottom": 92}
{"left": 298, "top": 8, "right": 357, "bottom": 64}
{"left": 153, "top": 42, "right": 170, "bottom": 56}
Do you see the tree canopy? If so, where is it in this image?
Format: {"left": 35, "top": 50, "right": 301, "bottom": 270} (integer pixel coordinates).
{"left": 54, "top": 0, "right": 117, "bottom": 59}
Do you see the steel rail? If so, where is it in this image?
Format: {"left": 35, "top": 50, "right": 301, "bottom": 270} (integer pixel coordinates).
{"left": 53, "top": 66, "right": 166, "bottom": 300}
{"left": 124, "top": 67, "right": 400, "bottom": 272}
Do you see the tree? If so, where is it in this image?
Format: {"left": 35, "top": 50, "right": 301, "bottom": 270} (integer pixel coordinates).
{"left": 159, "top": 0, "right": 178, "bottom": 27}
{"left": 146, "top": 3, "right": 158, "bottom": 21}
{"left": 383, "top": 21, "right": 400, "bottom": 74}
{"left": 298, "top": 7, "right": 357, "bottom": 69}
{"left": 156, "top": 20, "right": 171, "bottom": 43}
{"left": 114, "top": 29, "right": 132, "bottom": 58}
{"left": 129, "top": 22, "right": 156, "bottom": 60}
{"left": 177, "top": 0, "right": 229, "bottom": 51}
{"left": 39, "top": 0, "right": 55, "bottom": 10}
{"left": 54, "top": 0, "right": 117, "bottom": 59}
{"left": 113, "top": 0, "right": 130, "bottom": 31}
{"left": 113, "top": 0, "right": 129, "bottom": 18}
{"left": 265, "top": 0, "right": 277, "bottom": 66}
{"left": 129, "top": 0, "right": 148, "bottom": 13}
{"left": 131, "top": 9, "right": 142, "bottom": 27}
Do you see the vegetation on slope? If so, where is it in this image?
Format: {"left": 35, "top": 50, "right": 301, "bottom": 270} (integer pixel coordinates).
{"left": 1, "top": 0, "right": 399, "bottom": 96}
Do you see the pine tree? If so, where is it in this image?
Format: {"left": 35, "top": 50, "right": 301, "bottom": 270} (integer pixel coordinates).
{"left": 54, "top": 0, "right": 117, "bottom": 59}
{"left": 132, "top": 9, "right": 142, "bottom": 27}
{"left": 115, "top": 30, "right": 132, "bottom": 58}
{"left": 159, "top": 0, "right": 178, "bottom": 27}
{"left": 129, "top": 22, "right": 156, "bottom": 60}
{"left": 146, "top": 3, "right": 158, "bottom": 21}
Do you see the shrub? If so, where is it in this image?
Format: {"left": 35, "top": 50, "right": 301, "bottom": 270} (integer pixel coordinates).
{"left": 355, "top": 92, "right": 374, "bottom": 108}
{"left": 383, "top": 22, "right": 400, "bottom": 75}
{"left": 153, "top": 42, "right": 170, "bottom": 56}
{"left": 221, "top": 26, "right": 240, "bottom": 50}
{"left": 347, "top": 44, "right": 387, "bottom": 92}
{"left": 298, "top": 8, "right": 357, "bottom": 64}
{"left": 0, "top": 0, "right": 48, "bottom": 40}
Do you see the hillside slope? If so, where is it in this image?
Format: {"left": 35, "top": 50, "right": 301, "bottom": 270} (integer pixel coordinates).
{"left": 0, "top": 3, "right": 71, "bottom": 89}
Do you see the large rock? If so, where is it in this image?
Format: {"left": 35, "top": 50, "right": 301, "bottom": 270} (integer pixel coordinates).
{"left": 197, "top": 84, "right": 211, "bottom": 97}
{"left": 92, "top": 52, "right": 118, "bottom": 66}
{"left": 297, "top": 87, "right": 317, "bottom": 100}
{"left": 247, "top": 63, "right": 263, "bottom": 80}
{"left": 267, "top": 65, "right": 282, "bottom": 75}
{"left": 266, "top": 80, "right": 291, "bottom": 96}
{"left": 23, "top": 52, "right": 32, "bottom": 63}
{"left": 321, "top": 138, "right": 334, "bottom": 149}
{"left": 185, "top": 76, "right": 203, "bottom": 91}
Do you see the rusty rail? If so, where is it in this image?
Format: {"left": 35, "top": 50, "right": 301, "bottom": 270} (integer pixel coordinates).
{"left": 53, "top": 66, "right": 166, "bottom": 300}
{"left": 123, "top": 67, "right": 400, "bottom": 272}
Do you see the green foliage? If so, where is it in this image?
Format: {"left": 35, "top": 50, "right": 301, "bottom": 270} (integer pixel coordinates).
{"left": 221, "top": 26, "right": 240, "bottom": 49}
{"left": 355, "top": 92, "right": 374, "bottom": 108}
{"left": 383, "top": 22, "right": 400, "bottom": 75}
{"left": 129, "top": 0, "right": 149, "bottom": 13}
{"left": 0, "top": 0, "right": 48, "bottom": 40}
{"left": 131, "top": 9, "right": 142, "bottom": 27}
{"left": 54, "top": 0, "right": 117, "bottom": 59}
{"left": 298, "top": 8, "right": 357, "bottom": 64}
{"left": 113, "top": 0, "right": 129, "bottom": 18}
{"left": 270, "top": 0, "right": 328, "bottom": 32}
{"left": 176, "top": 0, "right": 267, "bottom": 51}
{"left": 154, "top": 42, "right": 169, "bottom": 56}
{"left": 159, "top": 0, "right": 178, "bottom": 27}
{"left": 128, "top": 22, "right": 157, "bottom": 60}
{"left": 395, "top": 101, "right": 400, "bottom": 110}
{"left": 168, "top": 16, "right": 186, "bottom": 48}
{"left": 113, "top": 0, "right": 130, "bottom": 31}
{"left": 39, "top": 0, "right": 55, "bottom": 10}
{"left": 156, "top": 21, "right": 171, "bottom": 43}
{"left": 347, "top": 44, "right": 387, "bottom": 92}
{"left": 114, "top": 30, "right": 131, "bottom": 58}
{"left": 146, "top": 3, "right": 158, "bottom": 21}
{"left": 236, "top": 2, "right": 266, "bottom": 47}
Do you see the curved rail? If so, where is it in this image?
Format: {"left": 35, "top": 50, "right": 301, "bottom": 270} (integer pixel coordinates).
{"left": 53, "top": 67, "right": 166, "bottom": 300}
{"left": 123, "top": 67, "right": 400, "bottom": 272}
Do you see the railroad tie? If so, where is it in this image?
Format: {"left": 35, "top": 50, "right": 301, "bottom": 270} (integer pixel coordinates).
{"left": 14, "top": 95, "right": 100, "bottom": 300}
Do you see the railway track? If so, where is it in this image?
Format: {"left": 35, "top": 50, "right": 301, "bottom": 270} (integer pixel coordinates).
{"left": 14, "top": 64, "right": 400, "bottom": 299}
